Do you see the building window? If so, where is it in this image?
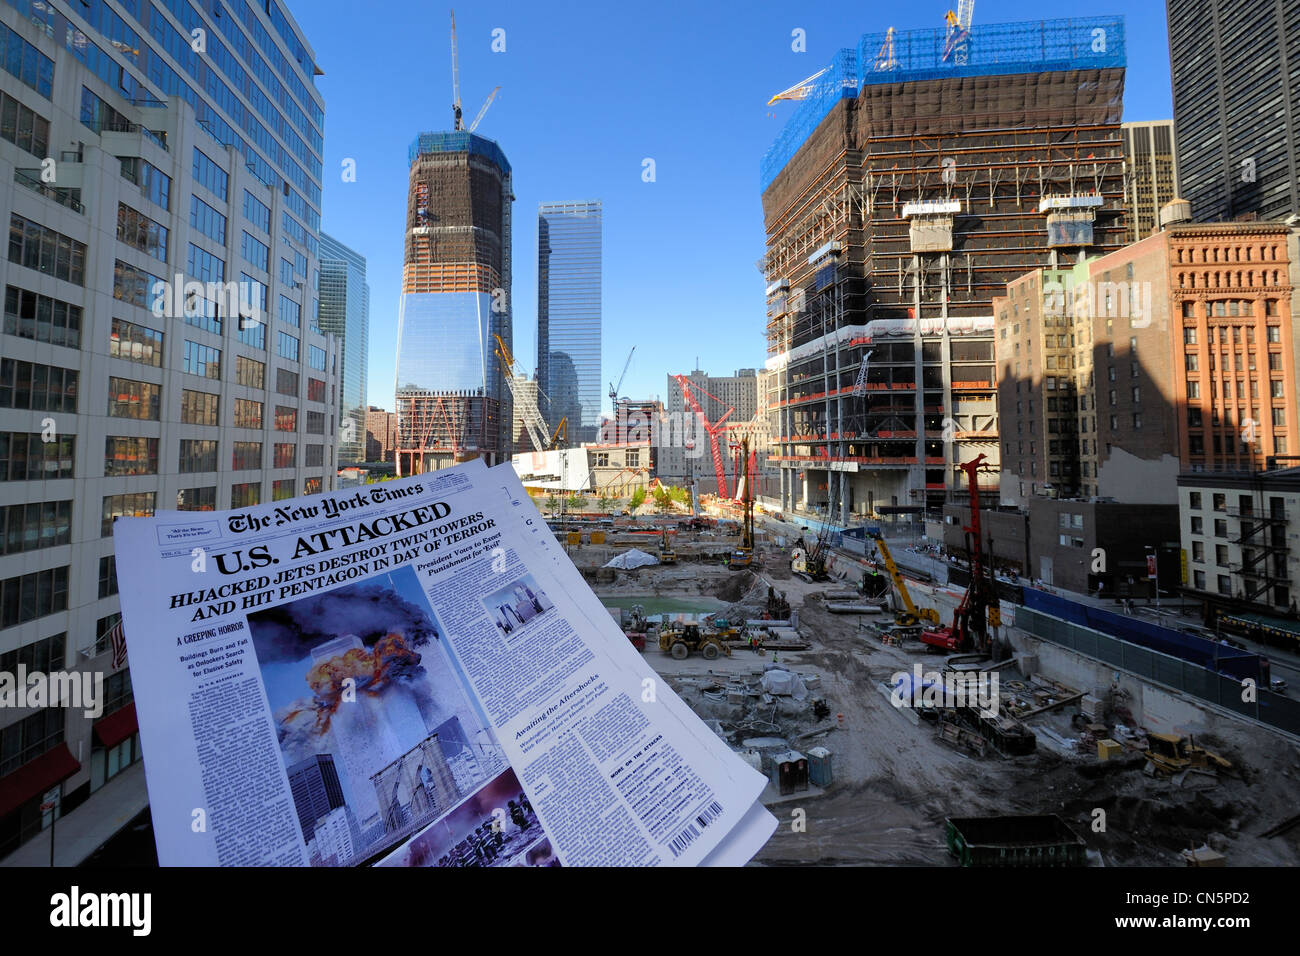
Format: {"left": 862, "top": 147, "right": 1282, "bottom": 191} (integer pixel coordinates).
{"left": 243, "top": 190, "right": 271, "bottom": 233}
{"left": 1212, "top": 493, "right": 1226, "bottom": 511}
{"left": 234, "top": 398, "right": 263, "bottom": 429}
{"left": 308, "top": 345, "right": 326, "bottom": 372}
{"left": 1, "top": 500, "right": 72, "bottom": 553}
{"left": 231, "top": 482, "right": 260, "bottom": 508}
{"left": 1194, "top": 570, "right": 1205, "bottom": 590}
{"left": 274, "top": 406, "right": 297, "bottom": 432}
{"left": 0, "top": 708, "right": 64, "bottom": 778}
{"left": 1192, "top": 540, "right": 1204, "bottom": 562}
{"left": 189, "top": 195, "right": 227, "bottom": 245}
{"left": 307, "top": 377, "right": 326, "bottom": 402}
{"left": 272, "top": 479, "right": 295, "bottom": 501}
{"left": 1190, "top": 516, "right": 1203, "bottom": 534}
{"left": 276, "top": 369, "right": 299, "bottom": 397}
{"left": 1217, "top": 575, "right": 1231, "bottom": 595}
{"left": 104, "top": 436, "right": 158, "bottom": 476}
{"left": 273, "top": 443, "right": 296, "bottom": 468}
{"left": 235, "top": 356, "right": 266, "bottom": 389}
{"left": 0, "top": 634, "right": 65, "bottom": 684}
{"left": 0, "top": 90, "right": 51, "bottom": 158}
{"left": 183, "top": 341, "right": 221, "bottom": 379}
{"left": 1132, "top": 413, "right": 1141, "bottom": 429}
{"left": 180, "top": 389, "right": 219, "bottom": 426}
{"left": 278, "top": 295, "right": 300, "bottom": 328}
{"left": 0, "top": 432, "right": 74, "bottom": 481}
{"left": 105, "top": 377, "right": 159, "bottom": 421}
{"left": 192, "top": 148, "right": 229, "bottom": 200}
{"left": 176, "top": 487, "right": 216, "bottom": 512}
{"left": 5, "top": 286, "right": 83, "bottom": 348}
{"left": 8, "top": 214, "right": 86, "bottom": 285}
{"left": 179, "top": 439, "right": 218, "bottom": 474}
{"left": 101, "top": 493, "right": 154, "bottom": 537}
{"left": 232, "top": 441, "right": 262, "bottom": 471}
{"left": 116, "top": 203, "right": 169, "bottom": 262}
{"left": 306, "top": 410, "right": 324, "bottom": 434}
{"left": 1186, "top": 382, "right": 1200, "bottom": 400}
{"left": 121, "top": 157, "right": 171, "bottom": 210}
{"left": 1214, "top": 518, "right": 1228, "bottom": 537}
{"left": 241, "top": 232, "right": 270, "bottom": 272}
{"left": 305, "top": 445, "right": 323, "bottom": 467}
{"left": 1, "top": 566, "right": 69, "bottom": 626}
{"left": 304, "top": 477, "right": 322, "bottom": 495}
{"left": 277, "top": 332, "right": 300, "bottom": 362}
{"left": 109, "top": 317, "right": 162, "bottom": 366}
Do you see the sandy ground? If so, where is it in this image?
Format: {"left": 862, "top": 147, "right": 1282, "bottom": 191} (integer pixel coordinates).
{"left": 585, "top": 527, "right": 1300, "bottom": 867}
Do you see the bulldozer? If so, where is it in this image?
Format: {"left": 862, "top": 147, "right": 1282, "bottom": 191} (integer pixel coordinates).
{"left": 1144, "top": 733, "right": 1233, "bottom": 777}
{"left": 659, "top": 622, "right": 732, "bottom": 661}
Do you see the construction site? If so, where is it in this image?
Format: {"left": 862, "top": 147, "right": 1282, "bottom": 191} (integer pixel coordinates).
{"left": 557, "top": 465, "right": 1300, "bottom": 867}
{"left": 761, "top": 12, "right": 1130, "bottom": 524}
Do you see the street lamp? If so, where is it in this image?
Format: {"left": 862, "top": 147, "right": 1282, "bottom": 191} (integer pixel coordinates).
{"left": 1146, "top": 544, "right": 1160, "bottom": 609}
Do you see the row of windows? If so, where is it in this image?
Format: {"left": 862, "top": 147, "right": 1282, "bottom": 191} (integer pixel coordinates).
{"left": 0, "top": 359, "right": 78, "bottom": 413}
{"left": 0, "top": 706, "right": 63, "bottom": 779}
{"left": 186, "top": 243, "right": 225, "bottom": 286}
{"left": 9, "top": 214, "right": 86, "bottom": 285}
{"left": 0, "top": 566, "right": 69, "bottom": 630}
{"left": 120, "top": 157, "right": 172, "bottom": 212}
{"left": 183, "top": 341, "right": 221, "bottom": 379}
{"left": 242, "top": 232, "right": 269, "bottom": 272}
{"left": 0, "top": 500, "right": 72, "bottom": 555}
{"left": 4, "top": 286, "right": 82, "bottom": 349}
{"left": 108, "top": 376, "right": 160, "bottom": 421}
{"left": 0, "top": 90, "right": 51, "bottom": 158}
{"left": 1174, "top": 244, "right": 1282, "bottom": 264}
{"left": 181, "top": 389, "right": 220, "bottom": 426}
{"left": 102, "top": 437, "right": 321, "bottom": 475}
{"left": 0, "top": 433, "right": 74, "bottom": 482}
{"left": 1185, "top": 321, "right": 1283, "bottom": 343}
{"left": 0, "top": 633, "right": 64, "bottom": 688}
{"left": 243, "top": 190, "right": 271, "bottom": 233}
{"left": 113, "top": 259, "right": 164, "bottom": 311}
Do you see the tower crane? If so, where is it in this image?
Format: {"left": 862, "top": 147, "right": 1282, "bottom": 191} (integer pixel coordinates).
{"left": 943, "top": 0, "right": 975, "bottom": 66}
{"left": 674, "top": 375, "right": 734, "bottom": 498}
{"left": 608, "top": 347, "right": 635, "bottom": 405}
{"left": 468, "top": 86, "right": 500, "bottom": 133}
{"left": 494, "top": 334, "right": 565, "bottom": 451}
{"left": 766, "top": 67, "right": 828, "bottom": 105}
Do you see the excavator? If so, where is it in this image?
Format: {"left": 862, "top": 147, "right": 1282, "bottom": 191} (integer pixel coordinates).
{"left": 658, "top": 528, "right": 677, "bottom": 565}
{"left": 921, "top": 454, "right": 1001, "bottom": 654}
{"left": 865, "top": 530, "right": 940, "bottom": 637}
{"left": 791, "top": 520, "right": 833, "bottom": 582}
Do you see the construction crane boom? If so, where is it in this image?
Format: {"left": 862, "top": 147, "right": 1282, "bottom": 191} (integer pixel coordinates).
{"left": 674, "top": 375, "right": 733, "bottom": 498}
{"left": 609, "top": 347, "right": 635, "bottom": 404}
{"left": 766, "top": 67, "right": 828, "bottom": 105}
{"left": 494, "top": 334, "right": 563, "bottom": 451}
{"left": 468, "top": 85, "right": 500, "bottom": 133}
{"left": 450, "top": 10, "right": 463, "bottom": 129}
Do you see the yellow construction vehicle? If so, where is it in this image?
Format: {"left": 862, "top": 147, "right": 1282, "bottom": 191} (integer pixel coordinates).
{"left": 1144, "top": 734, "right": 1233, "bottom": 777}
{"left": 658, "top": 528, "right": 677, "bottom": 564}
{"left": 866, "top": 528, "right": 940, "bottom": 633}
{"left": 658, "top": 623, "right": 732, "bottom": 661}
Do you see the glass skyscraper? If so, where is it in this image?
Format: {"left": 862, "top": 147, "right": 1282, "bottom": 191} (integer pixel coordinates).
{"left": 1167, "top": 0, "right": 1300, "bottom": 222}
{"left": 320, "top": 233, "right": 369, "bottom": 464}
{"left": 537, "top": 200, "right": 601, "bottom": 445}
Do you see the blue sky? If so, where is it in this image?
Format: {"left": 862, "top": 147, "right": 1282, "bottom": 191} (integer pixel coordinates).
{"left": 294, "top": 0, "right": 1174, "bottom": 416}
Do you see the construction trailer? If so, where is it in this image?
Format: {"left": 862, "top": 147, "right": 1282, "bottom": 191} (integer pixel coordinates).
{"left": 760, "top": 17, "right": 1129, "bottom": 522}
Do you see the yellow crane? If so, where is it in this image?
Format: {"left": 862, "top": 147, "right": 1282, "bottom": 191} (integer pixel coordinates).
{"left": 866, "top": 529, "right": 940, "bottom": 632}
{"left": 766, "top": 67, "right": 828, "bottom": 105}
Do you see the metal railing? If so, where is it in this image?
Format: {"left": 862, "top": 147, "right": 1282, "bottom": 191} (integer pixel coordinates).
{"left": 13, "top": 169, "right": 83, "bottom": 213}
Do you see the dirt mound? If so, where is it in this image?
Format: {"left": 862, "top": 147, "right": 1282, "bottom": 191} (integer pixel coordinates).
{"left": 714, "top": 571, "right": 757, "bottom": 603}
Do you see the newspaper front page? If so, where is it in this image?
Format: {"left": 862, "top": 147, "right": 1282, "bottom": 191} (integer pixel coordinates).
{"left": 113, "top": 460, "right": 770, "bottom": 866}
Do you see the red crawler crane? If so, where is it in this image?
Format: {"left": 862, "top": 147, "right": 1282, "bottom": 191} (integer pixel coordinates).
{"left": 674, "top": 375, "right": 735, "bottom": 498}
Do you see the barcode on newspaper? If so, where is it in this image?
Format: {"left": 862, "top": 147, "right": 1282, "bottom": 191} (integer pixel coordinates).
{"left": 667, "top": 823, "right": 699, "bottom": 858}
{"left": 696, "top": 800, "right": 723, "bottom": 829}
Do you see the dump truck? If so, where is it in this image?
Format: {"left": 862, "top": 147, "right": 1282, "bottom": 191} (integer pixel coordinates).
{"left": 1144, "top": 733, "right": 1233, "bottom": 776}
{"left": 945, "top": 815, "right": 1086, "bottom": 867}
{"left": 658, "top": 623, "right": 732, "bottom": 661}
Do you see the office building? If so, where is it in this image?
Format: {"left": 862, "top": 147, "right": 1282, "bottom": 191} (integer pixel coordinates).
{"left": 761, "top": 18, "right": 1128, "bottom": 524}
{"left": 365, "top": 405, "right": 397, "bottom": 463}
{"left": 0, "top": 0, "right": 334, "bottom": 862}
{"left": 395, "top": 132, "right": 513, "bottom": 475}
{"left": 1122, "top": 121, "right": 1178, "bottom": 242}
{"left": 537, "top": 201, "right": 601, "bottom": 444}
{"left": 319, "top": 233, "right": 369, "bottom": 465}
{"left": 1167, "top": 0, "right": 1300, "bottom": 222}
{"left": 288, "top": 753, "right": 346, "bottom": 845}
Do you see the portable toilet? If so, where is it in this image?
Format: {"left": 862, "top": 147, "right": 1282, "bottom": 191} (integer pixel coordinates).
{"left": 771, "top": 750, "right": 809, "bottom": 795}
{"left": 807, "top": 746, "right": 833, "bottom": 787}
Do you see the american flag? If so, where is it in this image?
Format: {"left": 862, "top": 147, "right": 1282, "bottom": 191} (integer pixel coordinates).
{"left": 108, "top": 618, "right": 128, "bottom": 670}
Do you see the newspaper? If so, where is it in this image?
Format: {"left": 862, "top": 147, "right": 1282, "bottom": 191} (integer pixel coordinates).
{"left": 113, "top": 459, "right": 773, "bottom": 866}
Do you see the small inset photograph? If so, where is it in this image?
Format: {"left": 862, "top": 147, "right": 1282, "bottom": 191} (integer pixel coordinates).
{"left": 481, "top": 573, "right": 554, "bottom": 637}
{"left": 516, "top": 837, "right": 562, "bottom": 867}
{"left": 378, "top": 767, "right": 544, "bottom": 868}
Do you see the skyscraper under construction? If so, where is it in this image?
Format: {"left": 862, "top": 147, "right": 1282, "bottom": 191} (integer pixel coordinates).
{"left": 761, "top": 16, "right": 1129, "bottom": 524}
{"left": 395, "top": 132, "right": 513, "bottom": 475}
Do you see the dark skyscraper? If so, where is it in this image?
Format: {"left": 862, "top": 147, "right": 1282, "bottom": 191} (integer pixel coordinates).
{"left": 537, "top": 201, "right": 602, "bottom": 444}
{"left": 320, "top": 233, "right": 370, "bottom": 464}
{"left": 288, "top": 754, "right": 346, "bottom": 844}
{"left": 1167, "top": 0, "right": 1300, "bottom": 222}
